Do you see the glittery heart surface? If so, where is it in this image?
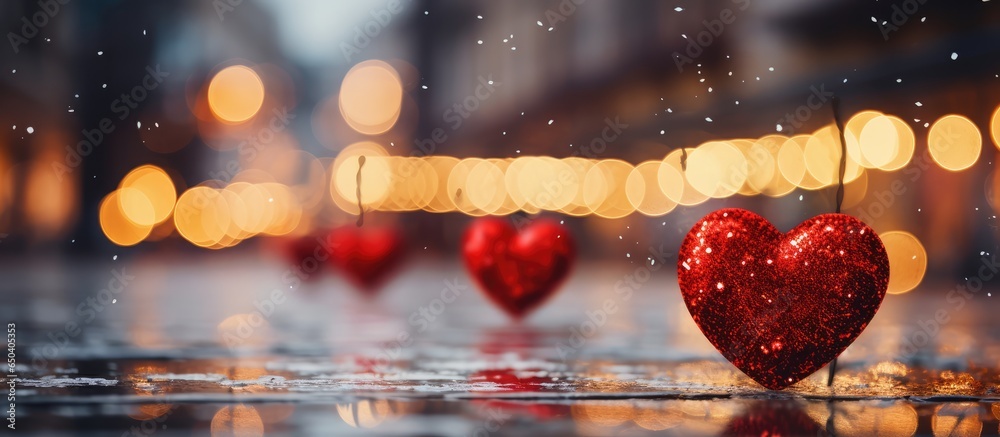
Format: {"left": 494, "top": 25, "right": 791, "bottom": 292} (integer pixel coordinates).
{"left": 327, "top": 226, "right": 406, "bottom": 293}
{"left": 677, "top": 208, "right": 889, "bottom": 390}
{"left": 462, "top": 218, "right": 575, "bottom": 319}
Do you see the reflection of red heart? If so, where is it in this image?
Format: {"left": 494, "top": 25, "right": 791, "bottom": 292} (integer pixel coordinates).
{"left": 462, "top": 218, "right": 575, "bottom": 319}
{"left": 678, "top": 208, "right": 888, "bottom": 390}
{"left": 327, "top": 226, "right": 406, "bottom": 293}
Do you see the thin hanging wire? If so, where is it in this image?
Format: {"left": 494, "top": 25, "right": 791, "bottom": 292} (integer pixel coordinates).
{"left": 827, "top": 96, "right": 848, "bottom": 386}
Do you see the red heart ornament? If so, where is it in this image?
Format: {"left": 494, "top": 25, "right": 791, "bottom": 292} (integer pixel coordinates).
{"left": 327, "top": 226, "right": 406, "bottom": 293}
{"left": 278, "top": 234, "right": 330, "bottom": 282}
{"left": 678, "top": 208, "right": 889, "bottom": 390}
{"left": 462, "top": 218, "right": 575, "bottom": 319}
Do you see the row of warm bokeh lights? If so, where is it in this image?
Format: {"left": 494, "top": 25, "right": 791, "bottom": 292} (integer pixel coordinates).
{"left": 102, "top": 60, "right": 1000, "bottom": 296}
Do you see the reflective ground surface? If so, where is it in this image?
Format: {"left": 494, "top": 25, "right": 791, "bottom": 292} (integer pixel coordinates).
{"left": 3, "top": 254, "right": 1000, "bottom": 436}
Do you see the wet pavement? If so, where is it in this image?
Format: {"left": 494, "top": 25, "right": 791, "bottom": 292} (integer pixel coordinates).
{"left": 3, "top": 253, "right": 1000, "bottom": 436}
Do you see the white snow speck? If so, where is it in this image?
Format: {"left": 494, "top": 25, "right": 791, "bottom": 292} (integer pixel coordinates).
{"left": 536, "top": 20, "right": 543, "bottom": 26}
{"left": 547, "top": 119, "right": 554, "bottom": 125}
{"left": 705, "top": 117, "right": 713, "bottom": 122}
{"left": 951, "top": 52, "right": 958, "bottom": 60}
{"left": 915, "top": 101, "right": 923, "bottom": 106}
{"left": 477, "top": 40, "right": 483, "bottom": 45}
{"left": 97, "top": 51, "right": 103, "bottom": 56}
{"left": 113, "top": 255, "right": 117, "bottom": 260}
{"left": 421, "top": 85, "right": 428, "bottom": 90}
{"left": 26, "top": 126, "right": 34, "bottom": 134}
{"left": 674, "top": 7, "right": 683, "bottom": 11}
{"left": 137, "top": 121, "right": 141, "bottom": 129}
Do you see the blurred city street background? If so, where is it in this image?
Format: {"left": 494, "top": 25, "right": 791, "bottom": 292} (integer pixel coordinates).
{"left": 2, "top": 0, "right": 1000, "bottom": 435}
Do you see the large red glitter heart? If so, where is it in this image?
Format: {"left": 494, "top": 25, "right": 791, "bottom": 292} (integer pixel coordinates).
{"left": 462, "top": 218, "right": 575, "bottom": 319}
{"left": 326, "top": 226, "right": 406, "bottom": 293}
{"left": 678, "top": 208, "right": 889, "bottom": 390}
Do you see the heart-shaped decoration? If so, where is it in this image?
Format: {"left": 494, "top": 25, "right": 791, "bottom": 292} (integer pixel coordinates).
{"left": 327, "top": 226, "right": 406, "bottom": 293}
{"left": 462, "top": 218, "right": 575, "bottom": 319}
{"left": 678, "top": 208, "right": 889, "bottom": 390}
{"left": 278, "top": 234, "right": 330, "bottom": 282}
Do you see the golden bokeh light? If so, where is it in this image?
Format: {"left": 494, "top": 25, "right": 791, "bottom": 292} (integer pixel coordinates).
{"left": 117, "top": 187, "right": 156, "bottom": 229}
{"left": 991, "top": 104, "right": 1000, "bottom": 151}
{"left": 659, "top": 148, "right": 709, "bottom": 206}
{"left": 336, "top": 400, "right": 395, "bottom": 428}
{"left": 928, "top": 114, "right": 982, "bottom": 171}
{"left": 584, "top": 159, "right": 635, "bottom": 218}
{"left": 424, "top": 156, "right": 460, "bottom": 213}
{"left": 777, "top": 136, "right": 807, "bottom": 188}
{"left": 685, "top": 141, "right": 748, "bottom": 198}
{"left": 880, "top": 231, "right": 927, "bottom": 295}
{"left": 446, "top": 158, "right": 486, "bottom": 216}
{"left": 845, "top": 110, "right": 883, "bottom": 168}
{"left": 729, "top": 139, "right": 760, "bottom": 195}
{"left": 751, "top": 135, "right": 797, "bottom": 197}
{"left": 100, "top": 190, "right": 153, "bottom": 246}
{"left": 330, "top": 142, "right": 392, "bottom": 215}
{"left": 881, "top": 116, "right": 916, "bottom": 171}
{"left": 803, "top": 125, "right": 863, "bottom": 186}
{"left": 339, "top": 60, "right": 403, "bottom": 135}
{"left": 514, "top": 157, "right": 576, "bottom": 211}
{"left": 210, "top": 405, "right": 264, "bottom": 437}
{"left": 120, "top": 165, "right": 176, "bottom": 225}
{"left": 806, "top": 402, "right": 917, "bottom": 437}
{"left": 464, "top": 159, "right": 507, "bottom": 213}
{"left": 932, "top": 404, "right": 982, "bottom": 437}
{"left": 560, "top": 157, "right": 596, "bottom": 216}
{"left": 859, "top": 115, "right": 900, "bottom": 169}
{"left": 626, "top": 161, "right": 677, "bottom": 216}
{"left": 174, "top": 186, "right": 226, "bottom": 247}
{"left": 208, "top": 65, "right": 265, "bottom": 124}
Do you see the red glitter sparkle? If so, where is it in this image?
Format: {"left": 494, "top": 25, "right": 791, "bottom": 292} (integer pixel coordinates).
{"left": 677, "top": 208, "right": 889, "bottom": 390}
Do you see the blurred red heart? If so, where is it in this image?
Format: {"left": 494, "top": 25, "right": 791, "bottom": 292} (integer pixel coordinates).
{"left": 462, "top": 218, "right": 575, "bottom": 319}
{"left": 678, "top": 208, "right": 889, "bottom": 390}
{"left": 278, "top": 234, "right": 329, "bottom": 282}
{"left": 327, "top": 226, "right": 406, "bottom": 293}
